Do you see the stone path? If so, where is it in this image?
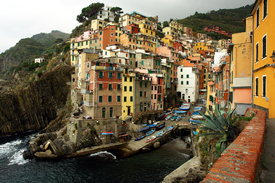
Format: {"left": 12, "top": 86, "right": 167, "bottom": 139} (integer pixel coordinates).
{"left": 261, "top": 118, "right": 275, "bottom": 182}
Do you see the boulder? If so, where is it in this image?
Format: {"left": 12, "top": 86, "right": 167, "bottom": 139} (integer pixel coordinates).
{"left": 34, "top": 152, "right": 58, "bottom": 159}
{"left": 153, "top": 141, "right": 161, "bottom": 149}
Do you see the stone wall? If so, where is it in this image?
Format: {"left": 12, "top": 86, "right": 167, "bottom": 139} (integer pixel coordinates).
{"left": 201, "top": 108, "right": 266, "bottom": 183}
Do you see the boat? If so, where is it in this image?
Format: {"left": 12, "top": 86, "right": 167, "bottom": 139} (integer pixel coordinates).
{"left": 194, "top": 107, "right": 202, "bottom": 111}
{"left": 179, "top": 103, "right": 191, "bottom": 111}
{"left": 145, "top": 136, "right": 156, "bottom": 143}
{"left": 155, "top": 131, "right": 165, "bottom": 137}
{"left": 145, "top": 129, "right": 155, "bottom": 136}
{"left": 189, "top": 119, "right": 202, "bottom": 124}
{"left": 171, "top": 115, "right": 177, "bottom": 121}
{"left": 191, "top": 115, "right": 204, "bottom": 120}
{"left": 135, "top": 135, "right": 145, "bottom": 141}
{"left": 154, "top": 121, "right": 160, "bottom": 125}
{"left": 155, "top": 123, "right": 165, "bottom": 131}
{"left": 147, "top": 124, "right": 156, "bottom": 128}
{"left": 192, "top": 111, "right": 200, "bottom": 115}
{"left": 165, "top": 116, "right": 171, "bottom": 120}
{"left": 176, "top": 116, "right": 182, "bottom": 121}
{"left": 164, "top": 126, "right": 173, "bottom": 132}
{"left": 138, "top": 126, "right": 150, "bottom": 132}
{"left": 101, "top": 132, "right": 114, "bottom": 135}
{"left": 174, "top": 110, "right": 187, "bottom": 114}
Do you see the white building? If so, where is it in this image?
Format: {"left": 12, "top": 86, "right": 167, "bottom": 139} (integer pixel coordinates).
{"left": 177, "top": 66, "right": 199, "bottom": 103}
{"left": 34, "top": 58, "right": 45, "bottom": 63}
{"left": 97, "top": 6, "right": 115, "bottom": 22}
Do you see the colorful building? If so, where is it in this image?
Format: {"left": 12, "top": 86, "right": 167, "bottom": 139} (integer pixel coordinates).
{"left": 228, "top": 16, "right": 253, "bottom": 115}
{"left": 251, "top": 0, "right": 275, "bottom": 118}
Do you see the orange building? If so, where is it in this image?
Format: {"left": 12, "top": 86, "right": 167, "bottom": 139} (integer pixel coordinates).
{"left": 98, "top": 25, "right": 122, "bottom": 50}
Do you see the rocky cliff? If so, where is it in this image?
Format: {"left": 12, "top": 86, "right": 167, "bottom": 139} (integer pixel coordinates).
{"left": 0, "top": 66, "right": 74, "bottom": 137}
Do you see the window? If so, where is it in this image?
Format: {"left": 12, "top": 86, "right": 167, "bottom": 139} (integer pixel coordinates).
{"left": 145, "top": 83, "right": 147, "bottom": 87}
{"left": 256, "top": 8, "right": 260, "bottom": 28}
{"left": 151, "top": 86, "right": 153, "bottom": 90}
{"left": 108, "top": 84, "right": 112, "bottom": 90}
{"left": 140, "top": 82, "right": 142, "bottom": 87}
{"left": 124, "top": 86, "right": 127, "bottom": 91}
{"left": 108, "top": 96, "right": 112, "bottom": 102}
{"left": 111, "top": 33, "right": 114, "bottom": 36}
{"left": 154, "top": 94, "right": 156, "bottom": 99}
{"left": 181, "top": 81, "right": 183, "bottom": 85}
{"left": 140, "top": 91, "right": 142, "bottom": 97}
{"left": 262, "top": 76, "right": 266, "bottom": 97}
{"left": 181, "top": 75, "right": 183, "bottom": 78}
{"left": 102, "top": 108, "right": 105, "bottom": 118}
{"left": 151, "top": 94, "right": 153, "bottom": 99}
{"left": 117, "top": 84, "right": 121, "bottom": 90}
{"left": 117, "top": 73, "right": 121, "bottom": 79}
{"left": 140, "top": 103, "right": 143, "bottom": 111}
{"left": 263, "top": 0, "right": 267, "bottom": 19}
{"left": 144, "top": 91, "right": 147, "bottom": 97}
{"left": 255, "top": 77, "right": 258, "bottom": 97}
{"left": 99, "top": 72, "right": 103, "bottom": 78}
{"left": 255, "top": 43, "right": 259, "bottom": 62}
{"left": 109, "top": 72, "right": 113, "bottom": 79}
{"left": 130, "top": 96, "right": 133, "bottom": 102}
{"left": 129, "top": 86, "right": 132, "bottom": 91}
{"left": 186, "top": 81, "right": 189, "bottom": 85}
{"left": 187, "top": 74, "right": 189, "bottom": 78}
{"left": 110, "top": 107, "right": 113, "bottom": 118}
{"left": 124, "top": 97, "right": 127, "bottom": 102}
{"left": 124, "top": 77, "right": 127, "bottom": 82}
{"left": 99, "top": 96, "right": 103, "bottom": 103}
{"left": 262, "top": 35, "right": 267, "bottom": 59}
{"left": 99, "top": 84, "right": 103, "bottom": 90}
{"left": 130, "top": 77, "right": 132, "bottom": 82}
{"left": 155, "top": 86, "right": 157, "bottom": 90}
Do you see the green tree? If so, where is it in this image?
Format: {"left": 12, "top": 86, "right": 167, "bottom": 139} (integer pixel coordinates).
{"left": 54, "top": 38, "right": 63, "bottom": 44}
{"left": 163, "top": 21, "right": 169, "bottom": 28}
{"left": 110, "top": 6, "right": 123, "bottom": 23}
{"left": 76, "top": 2, "right": 105, "bottom": 23}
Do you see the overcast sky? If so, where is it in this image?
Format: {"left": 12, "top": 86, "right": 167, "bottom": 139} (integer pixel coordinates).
{"left": 0, "top": 0, "right": 254, "bottom": 54}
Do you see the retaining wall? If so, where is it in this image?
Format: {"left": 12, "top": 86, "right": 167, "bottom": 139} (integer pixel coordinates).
{"left": 201, "top": 108, "right": 266, "bottom": 183}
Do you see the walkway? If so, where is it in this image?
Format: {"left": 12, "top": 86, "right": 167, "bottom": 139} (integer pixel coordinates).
{"left": 261, "top": 118, "right": 275, "bottom": 182}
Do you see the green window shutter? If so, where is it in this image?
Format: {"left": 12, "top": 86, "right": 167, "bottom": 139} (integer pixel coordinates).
{"left": 117, "top": 96, "right": 121, "bottom": 102}
{"left": 145, "top": 83, "right": 147, "bottom": 87}
{"left": 117, "top": 73, "right": 121, "bottom": 79}
{"left": 187, "top": 74, "right": 189, "bottom": 78}
{"left": 108, "top": 96, "right": 112, "bottom": 102}
{"left": 99, "top": 72, "right": 103, "bottom": 78}
{"left": 140, "top": 91, "right": 142, "bottom": 97}
{"left": 109, "top": 72, "right": 113, "bottom": 79}
{"left": 108, "top": 59, "right": 110, "bottom": 62}
{"left": 99, "top": 84, "right": 103, "bottom": 90}
{"left": 117, "top": 84, "right": 121, "bottom": 90}
{"left": 99, "top": 96, "right": 103, "bottom": 102}
{"left": 181, "top": 75, "right": 183, "bottom": 78}
{"left": 140, "top": 82, "right": 142, "bottom": 87}
{"left": 186, "top": 81, "right": 189, "bottom": 85}
{"left": 108, "top": 84, "right": 112, "bottom": 90}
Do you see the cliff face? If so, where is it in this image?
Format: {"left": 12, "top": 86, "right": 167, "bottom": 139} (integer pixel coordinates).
{"left": 0, "top": 66, "right": 74, "bottom": 137}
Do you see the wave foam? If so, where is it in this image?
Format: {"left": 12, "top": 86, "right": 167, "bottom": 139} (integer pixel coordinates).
{"left": 89, "top": 151, "right": 116, "bottom": 159}
{"left": 0, "top": 140, "right": 22, "bottom": 157}
{"left": 8, "top": 149, "right": 29, "bottom": 166}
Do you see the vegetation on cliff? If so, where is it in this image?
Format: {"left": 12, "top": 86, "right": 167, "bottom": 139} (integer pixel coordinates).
{"left": 31, "top": 30, "right": 69, "bottom": 48}
{"left": 176, "top": 4, "right": 253, "bottom": 39}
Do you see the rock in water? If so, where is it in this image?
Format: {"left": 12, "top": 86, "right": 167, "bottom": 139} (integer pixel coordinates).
{"left": 153, "top": 141, "right": 160, "bottom": 149}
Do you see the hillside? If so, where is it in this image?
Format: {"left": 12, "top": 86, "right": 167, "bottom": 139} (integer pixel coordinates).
{"left": 177, "top": 4, "right": 253, "bottom": 38}
{"left": 31, "top": 30, "right": 69, "bottom": 47}
{"left": 0, "top": 38, "right": 46, "bottom": 74}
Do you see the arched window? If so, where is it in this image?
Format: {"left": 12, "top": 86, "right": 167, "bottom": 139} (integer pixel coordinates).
{"left": 110, "top": 107, "right": 113, "bottom": 118}
{"left": 102, "top": 108, "right": 106, "bottom": 118}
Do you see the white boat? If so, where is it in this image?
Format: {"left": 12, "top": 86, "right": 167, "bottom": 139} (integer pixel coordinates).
{"left": 191, "top": 115, "right": 204, "bottom": 120}
{"left": 165, "top": 116, "right": 171, "bottom": 120}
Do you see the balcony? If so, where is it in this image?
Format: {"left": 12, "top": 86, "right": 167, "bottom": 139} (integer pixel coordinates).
{"left": 166, "top": 83, "right": 171, "bottom": 88}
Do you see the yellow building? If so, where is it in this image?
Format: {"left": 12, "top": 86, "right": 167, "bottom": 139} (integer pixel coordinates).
{"left": 195, "top": 41, "right": 215, "bottom": 52}
{"left": 251, "top": 0, "right": 275, "bottom": 118}
{"left": 91, "top": 19, "right": 119, "bottom": 31}
{"left": 138, "top": 19, "right": 155, "bottom": 37}
{"left": 161, "top": 35, "right": 174, "bottom": 47}
{"left": 162, "top": 27, "right": 181, "bottom": 38}
{"left": 169, "top": 20, "right": 183, "bottom": 31}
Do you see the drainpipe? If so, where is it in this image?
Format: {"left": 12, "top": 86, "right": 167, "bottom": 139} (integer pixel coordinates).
{"left": 251, "top": 16, "right": 254, "bottom": 109}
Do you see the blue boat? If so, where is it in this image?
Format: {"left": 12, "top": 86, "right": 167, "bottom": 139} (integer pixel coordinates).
{"left": 155, "top": 123, "right": 165, "bottom": 131}
{"left": 189, "top": 119, "right": 202, "bottom": 124}
{"left": 135, "top": 135, "right": 145, "bottom": 141}
{"left": 147, "top": 124, "right": 156, "bottom": 128}
{"left": 194, "top": 107, "right": 202, "bottom": 111}
{"left": 174, "top": 110, "right": 187, "bottom": 114}
{"left": 155, "top": 131, "right": 165, "bottom": 137}
{"left": 138, "top": 126, "right": 150, "bottom": 132}
{"left": 165, "top": 116, "right": 171, "bottom": 120}
{"left": 176, "top": 116, "right": 181, "bottom": 121}
{"left": 146, "top": 129, "right": 155, "bottom": 136}
{"left": 192, "top": 111, "right": 200, "bottom": 115}
{"left": 164, "top": 126, "right": 173, "bottom": 132}
{"left": 101, "top": 132, "right": 114, "bottom": 135}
